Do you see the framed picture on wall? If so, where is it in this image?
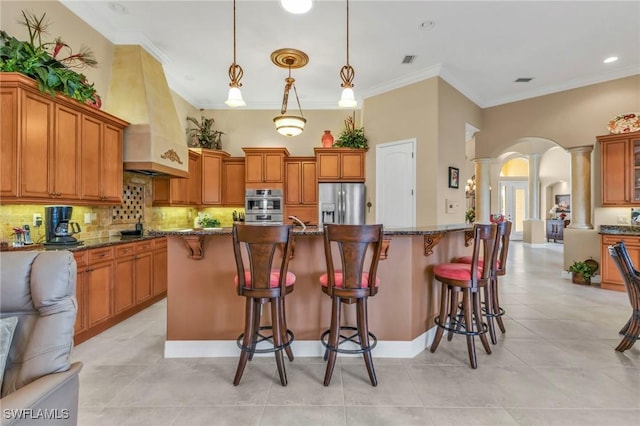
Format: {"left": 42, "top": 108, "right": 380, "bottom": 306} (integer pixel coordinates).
{"left": 555, "top": 194, "right": 570, "bottom": 212}
{"left": 448, "top": 167, "right": 459, "bottom": 189}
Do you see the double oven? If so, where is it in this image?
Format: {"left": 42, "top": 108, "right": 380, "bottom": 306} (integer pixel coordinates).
{"left": 245, "top": 189, "right": 283, "bottom": 224}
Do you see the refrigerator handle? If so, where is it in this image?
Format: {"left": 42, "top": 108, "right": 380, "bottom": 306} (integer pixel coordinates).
{"left": 340, "top": 189, "right": 345, "bottom": 223}
{"left": 337, "top": 188, "right": 342, "bottom": 224}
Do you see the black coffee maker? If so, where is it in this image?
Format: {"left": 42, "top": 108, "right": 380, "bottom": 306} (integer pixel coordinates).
{"left": 44, "top": 205, "right": 82, "bottom": 246}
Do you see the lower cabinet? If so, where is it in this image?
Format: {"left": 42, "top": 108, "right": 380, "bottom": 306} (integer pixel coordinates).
{"left": 74, "top": 237, "right": 167, "bottom": 344}
{"left": 600, "top": 235, "right": 640, "bottom": 292}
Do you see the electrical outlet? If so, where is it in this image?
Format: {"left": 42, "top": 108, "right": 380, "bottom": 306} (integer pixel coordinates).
{"left": 84, "top": 213, "right": 92, "bottom": 224}
{"left": 617, "top": 215, "right": 629, "bottom": 224}
{"left": 33, "top": 213, "right": 42, "bottom": 227}
{"left": 161, "top": 212, "right": 166, "bottom": 220}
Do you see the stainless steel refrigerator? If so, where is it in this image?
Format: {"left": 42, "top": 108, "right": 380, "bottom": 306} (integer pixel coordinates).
{"left": 318, "top": 183, "right": 365, "bottom": 226}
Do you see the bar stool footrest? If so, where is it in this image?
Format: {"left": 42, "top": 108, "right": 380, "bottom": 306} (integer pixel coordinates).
{"left": 434, "top": 316, "right": 488, "bottom": 337}
{"left": 320, "top": 326, "right": 377, "bottom": 355}
{"left": 237, "top": 325, "right": 295, "bottom": 354}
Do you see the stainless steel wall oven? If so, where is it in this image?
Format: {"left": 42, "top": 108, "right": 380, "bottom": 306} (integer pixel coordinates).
{"left": 245, "top": 189, "right": 283, "bottom": 224}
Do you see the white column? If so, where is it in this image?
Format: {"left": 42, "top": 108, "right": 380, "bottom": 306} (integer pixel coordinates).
{"left": 528, "top": 153, "right": 541, "bottom": 220}
{"left": 475, "top": 158, "right": 492, "bottom": 224}
{"left": 568, "top": 146, "right": 593, "bottom": 229}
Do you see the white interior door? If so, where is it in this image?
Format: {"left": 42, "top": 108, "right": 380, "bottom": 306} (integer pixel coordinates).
{"left": 376, "top": 139, "right": 416, "bottom": 228}
{"left": 499, "top": 180, "right": 528, "bottom": 240}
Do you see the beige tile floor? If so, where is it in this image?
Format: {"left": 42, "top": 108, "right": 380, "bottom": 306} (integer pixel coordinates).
{"left": 72, "top": 242, "right": 640, "bottom": 426}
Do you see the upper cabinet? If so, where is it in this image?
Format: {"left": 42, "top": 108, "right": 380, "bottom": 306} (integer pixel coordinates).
{"left": 314, "top": 148, "right": 366, "bottom": 182}
{"left": 285, "top": 157, "right": 317, "bottom": 205}
{"left": 0, "top": 73, "right": 128, "bottom": 205}
{"left": 222, "top": 157, "right": 246, "bottom": 206}
{"left": 152, "top": 150, "right": 201, "bottom": 206}
{"left": 598, "top": 131, "right": 640, "bottom": 206}
{"left": 243, "top": 147, "right": 289, "bottom": 188}
{"left": 199, "top": 149, "right": 229, "bottom": 205}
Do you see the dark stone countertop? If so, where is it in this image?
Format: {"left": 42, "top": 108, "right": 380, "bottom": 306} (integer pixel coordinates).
{"left": 147, "top": 223, "right": 472, "bottom": 237}
{"left": 599, "top": 225, "right": 640, "bottom": 236}
{"left": 38, "top": 234, "right": 164, "bottom": 252}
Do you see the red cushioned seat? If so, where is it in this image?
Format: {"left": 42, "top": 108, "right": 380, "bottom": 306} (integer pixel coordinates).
{"left": 454, "top": 256, "right": 501, "bottom": 269}
{"left": 234, "top": 270, "right": 296, "bottom": 288}
{"left": 434, "top": 263, "right": 482, "bottom": 281}
{"left": 319, "top": 271, "right": 380, "bottom": 288}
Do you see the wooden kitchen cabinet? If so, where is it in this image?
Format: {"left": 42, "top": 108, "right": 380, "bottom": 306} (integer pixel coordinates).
{"left": 199, "top": 149, "right": 229, "bottom": 205}
{"left": 601, "top": 235, "right": 640, "bottom": 292}
{"left": 222, "top": 157, "right": 246, "bottom": 206}
{"left": 314, "top": 148, "right": 366, "bottom": 182}
{"left": 134, "top": 240, "right": 154, "bottom": 303}
{"left": 86, "top": 247, "right": 115, "bottom": 329}
{"left": 115, "top": 243, "right": 136, "bottom": 314}
{"left": 598, "top": 131, "right": 640, "bottom": 206}
{"left": 243, "top": 147, "right": 290, "bottom": 187}
{"left": 73, "top": 251, "right": 88, "bottom": 335}
{"left": 152, "top": 238, "right": 168, "bottom": 296}
{"left": 153, "top": 150, "right": 201, "bottom": 206}
{"left": 285, "top": 157, "right": 317, "bottom": 205}
{"left": 0, "top": 73, "right": 128, "bottom": 205}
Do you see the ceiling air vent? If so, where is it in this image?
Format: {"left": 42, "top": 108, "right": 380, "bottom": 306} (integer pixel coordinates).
{"left": 514, "top": 77, "right": 534, "bottom": 83}
{"left": 402, "top": 55, "right": 416, "bottom": 64}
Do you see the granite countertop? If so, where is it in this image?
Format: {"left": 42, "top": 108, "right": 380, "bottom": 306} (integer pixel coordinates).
{"left": 147, "top": 223, "right": 472, "bottom": 237}
{"left": 2, "top": 234, "right": 165, "bottom": 253}
{"left": 599, "top": 225, "right": 640, "bottom": 236}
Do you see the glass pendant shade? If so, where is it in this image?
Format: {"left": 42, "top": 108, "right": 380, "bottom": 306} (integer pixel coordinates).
{"left": 225, "top": 87, "right": 246, "bottom": 107}
{"left": 338, "top": 87, "right": 357, "bottom": 108}
{"left": 281, "top": 0, "right": 313, "bottom": 14}
{"left": 274, "top": 115, "right": 306, "bottom": 137}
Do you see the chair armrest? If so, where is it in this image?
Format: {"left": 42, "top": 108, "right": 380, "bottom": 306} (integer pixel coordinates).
{"left": 1, "top": 362, "right": 83, "bottom": 426}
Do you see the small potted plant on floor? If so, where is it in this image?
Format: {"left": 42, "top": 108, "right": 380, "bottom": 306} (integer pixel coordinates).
{"left": 568, "top": 259, "right": 598, "bottom": 285}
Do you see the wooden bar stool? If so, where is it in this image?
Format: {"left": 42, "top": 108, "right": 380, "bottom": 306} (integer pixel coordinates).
{"left": 320, "top": 224, "right": 384, "bottom": 387}
{"left": 608, "top": 242, "right": 640, "bottom": 352}
{"left": 431, "top": 223, "right": 498, "bottom": 368}
{"left": 232, "top": 224, "right": 296, "bottom": 386}
{"left": 454, "top": 221, "right": 512, "bottom": 343}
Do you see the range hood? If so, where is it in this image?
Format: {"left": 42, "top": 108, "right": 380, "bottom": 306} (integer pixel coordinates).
{"left": 105, "top": 45, "right": 188, "bottom": 178}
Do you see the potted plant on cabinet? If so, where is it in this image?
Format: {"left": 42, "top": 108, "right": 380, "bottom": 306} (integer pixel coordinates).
{"left": 186, "top": 115, "right": 225, "bottom": 150}
{"left": 333, "top": 116, "right": 368, "bottom": 149}
{"left": 568, "top": 259, "right": 598, "bottom": 285}
{"left": 0, "top": 11, "right": 100, "bottom": 107}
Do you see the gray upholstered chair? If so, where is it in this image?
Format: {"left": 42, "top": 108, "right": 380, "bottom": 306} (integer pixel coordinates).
{"left": 1, "top": 251, "right": 82, "bottom": 426}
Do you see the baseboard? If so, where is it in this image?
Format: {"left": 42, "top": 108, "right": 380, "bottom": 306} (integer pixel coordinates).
{"left": 164, "top": 327, "right": 437, "bottom": 359}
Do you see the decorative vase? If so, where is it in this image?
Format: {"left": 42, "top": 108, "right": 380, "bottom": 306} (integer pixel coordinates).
{"left": 321, "top": 130, "right": 334, "bottom": 148}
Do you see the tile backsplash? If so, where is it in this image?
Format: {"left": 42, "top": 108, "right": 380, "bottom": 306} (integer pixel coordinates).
{"left": 0, "top": 172, "right": 242, "bottom": 243}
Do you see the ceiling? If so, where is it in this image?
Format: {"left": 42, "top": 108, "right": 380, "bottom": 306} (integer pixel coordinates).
{"left": 60, "top": 1, "right": 640, "bottom": 110}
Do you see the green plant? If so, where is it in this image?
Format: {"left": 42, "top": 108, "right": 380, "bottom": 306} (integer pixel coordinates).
{"left": 568, "top": 260, "right": 597, "bottom": 279}
{"left": 465, "top": 207, "right": 476, "bottom": 223}
{"left": 0, "top": 11, "right": 100, "bottom": 105}
{"left": 334, "top": 116, "right": 368, "bottom": 149}
{"left": 199, "top": 216, "right": 220, "bottom": 228}
{"left": 186, "top": 115, "right": 225, "bottom": 150}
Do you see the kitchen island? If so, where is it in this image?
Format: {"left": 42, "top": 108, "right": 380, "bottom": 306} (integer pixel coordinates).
{"left": 149, "top": 224, "right": 472, "bottom": 358}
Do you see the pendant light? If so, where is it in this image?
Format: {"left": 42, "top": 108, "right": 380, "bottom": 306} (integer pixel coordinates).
{"left": 224, "top": 0, "right": 246, "bottom": 107}
{"left": 338, "top": 0, "right": 357, "bottom": 108}
{"left": 280, "top": 0, "right": 313, "bottom": 14}
{"left": 272, "top": 49, "right": 308, "bottom": 137}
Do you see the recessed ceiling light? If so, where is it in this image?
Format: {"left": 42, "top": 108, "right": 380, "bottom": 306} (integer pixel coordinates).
{"left": 281, "top": 0, "right": 313, "bottom": 14}
{"left": 603, "top": 56, "right": 618, "bottom": 64}
{"left": 420, "top": 21, "right": 435, "bottom": 30}
{"left": 108, "top": 2, "right": 127, "bottom": 14}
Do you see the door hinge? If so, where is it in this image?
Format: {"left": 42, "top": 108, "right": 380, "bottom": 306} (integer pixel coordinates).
{"left": 411, "top": 189, "right": 414, "bottom": 195}
{"left": 411, "top": 152, "right": 414, "bottom": 158}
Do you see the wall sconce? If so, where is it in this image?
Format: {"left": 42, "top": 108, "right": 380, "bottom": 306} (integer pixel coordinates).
{"left": 272, "top": 48, "right": 308, "bottom": 137}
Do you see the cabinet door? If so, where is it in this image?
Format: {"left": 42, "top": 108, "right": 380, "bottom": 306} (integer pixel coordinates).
{"left": 101, "top": 124, "right": 123, "bottom": 203}
{"left": 285, "top": 161, "right": 302, "bottom": 204}
{"left": 170, "top": 176, "right": 189, "bottom": 204}
{"left": 601, "top": 236, "right": 640, "bottom": 291}
{"left": 601, "top": 139, "right": 629, "bottom": 205}
{"left": 202, "top": 152, "right": 223, "bottom": 205}
{"left": 341, "top": 151, "right": 365, "bottom": 181}
{"left": 1, "top": 87, "right": 18, "bottom": 199}
{"left": 264, "top": 153, "right": 283, "bottom": 182}
{"left": 317, "top": 153, "right": 341, "bottom": 181}
{"left": 115, "top": 245, "right": 136, "bottom": 314}
{"left": 245, "top": 153, "right": 264, "bottom": 183}
{"left": 301, "top": 161, "right": 317, "bottom": 203}
{"left": 189, "top": 151, "right": 202, "bottom": 205}
{"left": 53, "top": 105, "right": 81, "bottom": 199}
{"left": 135, "top": 250, "right": 153, "bottom": 303}
{"left": 153, "top": 239, "right": 168, "bottom": 296}
{"left": 633, "top": 139, "right": 640, "bottom": 203}
{"left": 73, "top": 251, "right": 88, "bottom": 335}
{"left": 87, "top": 260, "right": 114, "bottom": 328}
{"left": 80, "top": 115, "right": 103, "bottom": 201}
{"left": 222, "top": 159, "right": 245, "bottom": 206}
{"left": 20, "top": 91, "right": 53, "bottom": 199}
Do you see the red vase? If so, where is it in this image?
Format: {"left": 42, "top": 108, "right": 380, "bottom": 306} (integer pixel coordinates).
{"left": 321, "top": 130, "right": 334, "bottom": 147}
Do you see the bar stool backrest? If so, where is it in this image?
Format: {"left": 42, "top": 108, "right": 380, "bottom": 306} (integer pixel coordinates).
{"left": 232, "top": 224, "right": 293, "bottom": 298}
{"left": 608, "top": 242, "right": 640, "bottom": 308}
{"left": 323, "top": 224, "right": 384, "bottom": 298}
{"left": 470, "top": 223, "right": 498, "bottom": 287}
{"left": 495, "top": 221, "right": 512, "bottom": 276}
